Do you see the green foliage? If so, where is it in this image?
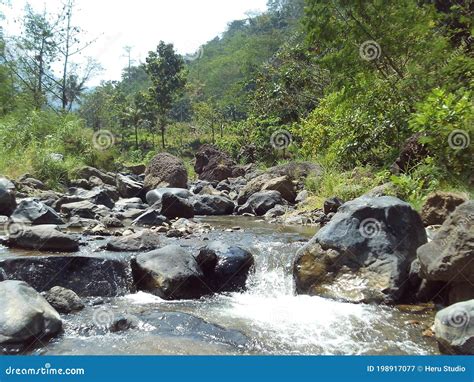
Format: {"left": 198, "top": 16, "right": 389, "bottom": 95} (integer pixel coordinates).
{"left": 145, "top": 41, "right": 187, "bottom": 148}
{"left": 409, "top": 87, "right": 473, "bottom": 177}
{"left": 297, "top": 78, "right": 411, "bottom": 168}
{"left": 0, "top": 109, "right": 114, "bottom": 188}
{"left": 304, "top": 165, "right": 390, "bottom": 209}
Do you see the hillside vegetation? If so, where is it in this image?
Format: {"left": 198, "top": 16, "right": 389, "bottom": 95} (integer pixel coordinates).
{"left": 0, "top": 0, "right": 472, "bottom": 206}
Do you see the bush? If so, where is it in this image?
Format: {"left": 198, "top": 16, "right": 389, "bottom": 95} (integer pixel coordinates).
{"left": 409, "top": 88, "right": 473, "bottom": 178}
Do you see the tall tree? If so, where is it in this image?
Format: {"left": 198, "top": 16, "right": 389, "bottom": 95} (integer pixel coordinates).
{"left": 3, "top": 4, "right": 61, "bottom": 108}
{"left": 145, "top": 41, "right": 186, "bottom": 149}
{"left": 57, "top": 0, "right": 99, "bottom": 110}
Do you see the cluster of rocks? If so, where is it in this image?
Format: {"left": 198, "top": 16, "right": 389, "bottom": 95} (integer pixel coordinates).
{"left": 0, "top": 240, "right": 254, "bottom": 352}
{"left": 292, "top": 191, "right": 473, "bottom": 355}
{"left": 1, "top": 146, "right": 472, "bottom": 355}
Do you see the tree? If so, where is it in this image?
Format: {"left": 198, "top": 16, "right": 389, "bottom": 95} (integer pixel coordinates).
{"left": 2, "top": 4, "right": 61, "bottom": 108}
{"left": 145, "top": 41, "right": 186, "bottom": 149}
{"left": 57, "top": 0, "right": 100, "bottom": 110}
{"left": 194, "top": 101, "right": 222, "bottom": 144}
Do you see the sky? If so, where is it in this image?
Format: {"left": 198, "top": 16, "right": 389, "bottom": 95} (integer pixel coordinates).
{"left": 1, "top": 0, "right": 268, "bottom": 85}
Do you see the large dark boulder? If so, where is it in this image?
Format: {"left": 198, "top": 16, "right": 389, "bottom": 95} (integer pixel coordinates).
{"left": 196, "top": 242, "right": 254, "bottom": 292}
{"left": 116, "top": 174, "right": 144, "bottom": 199}
{"left": 146, "top": 188, "right": 192, "bottom": 206}
{"left": 194, "top": 144, "right": 235, "bottom": 182}
{"left": 293, "top": 196, "right": 427, "bottom": 304}
{"left": 3, "top": 225, "right": 79, "bottom": 252}
{"left": 417, "top": 201, "right": 474, "bottom": 304}
{"left": 391, "top": 133, "right": 428, "bottom": 174}
{"left": 152, "top": 193, "right": 194, "bottom": 219}
{"left": 237, "top": 191, "right": 286, "bottom": 216}
{"left": 11, "top": 199, "right": 64, "bottom": 225}
{"left": 0, "top": 177, "right": 16, "bottom": 216}
{"left": 132, "top": 245, "right": 207, "bottom": 300}
{"left": 420, "top": 192, "right": 467, "bottom": 226}
{"left": 192, "top": 195, "right": 235, "bottom": 216}
{"left": 144, "top": 153, "right": 188, "bottom": 190}
{"left": 0, "top": 280, "right": 62, "bottom": 350}
{"left": 0, "top": 256, "right": 134, "bottom": 296}
{"left": 434, "top": 300, "right": 474, "bottom": 355}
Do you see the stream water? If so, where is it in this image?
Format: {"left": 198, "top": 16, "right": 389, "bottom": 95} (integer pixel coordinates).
{"left": 1, "top": 217, "right": 439, "bottom": 355}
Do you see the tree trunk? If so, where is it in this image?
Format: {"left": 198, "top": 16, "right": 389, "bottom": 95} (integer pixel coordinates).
{"left": 161, "top": 121, "right": 166, "bottom": 149}
{"left": 135, "top": 125, "right": 139, "bottom": 150}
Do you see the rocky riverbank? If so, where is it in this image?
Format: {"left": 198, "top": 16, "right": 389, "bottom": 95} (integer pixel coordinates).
{"left": 0, "top": 146, "right": 472, "bottom": 355}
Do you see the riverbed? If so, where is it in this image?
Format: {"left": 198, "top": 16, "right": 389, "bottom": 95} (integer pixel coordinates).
{"left": 1, "top": 216, "right": 439, "bottom": 355}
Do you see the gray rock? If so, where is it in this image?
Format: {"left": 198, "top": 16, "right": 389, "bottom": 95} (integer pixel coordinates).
{"left": 76, "top": 166, "right": 115, "bottom": 186}
{"left": 196, "top": 241, "right": 254, "bottom": 292}
{"left": 434, "top": 300, "right": 474, "bottom": 355}
{"left": 116, "top": 174, "right": 143, "bottom": 199}
{"left": 132, "top": 245, "right": 207, "bottom": 300}
{"left": 146, "top": 188, "right": 192, "bottom": 206}
{"left": 418, "top": 201, "right": 474, "bottom": 283}
{"left": 4, "top": 225, "right": 79, "bottom": 252}
{"left": 152, "top": 193, "right": 194, "bottom": 219}
{"left": 0, "top": 256, "right": 134, "bottom": 296}
{"left": 106, "top": 231, "right": 161, "bottom": 252}
{"left": 192, "top": 194, "right": 235, "bottom": 216}
{"left": 237, "top": 191, "right": 286, "bottom": 216}
{"left": 261, "top": 175, "right": 296, "bottom": 203}
{"left": 0, "top": 177, "right": 16, "bottom": 216}
{"left": 20, "top": 177, "right": 46, "bottom": 190}
{"left": 11, "top": 199, "right": 64, "bottom": 225}
{"left": 295, "top": 190, "right": 308, "bottom": 204}
{"left": 132, "top": 210, "right": 168, "bottom": 227}
{"left": 43, "top": 286, "right": 84, "bottom": 313}
{"left": 60, "top": 200, "right": 101, "bottom": 219}
{"left": 0, "top": 280, "right": 62, "bottom": 348}
{"left": 293, "top": 196, "right": 427, "bottom": 304}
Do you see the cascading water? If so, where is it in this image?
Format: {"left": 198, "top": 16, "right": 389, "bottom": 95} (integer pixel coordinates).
{"left": 34, "top": 217, "right": 437, "bottom": 355}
